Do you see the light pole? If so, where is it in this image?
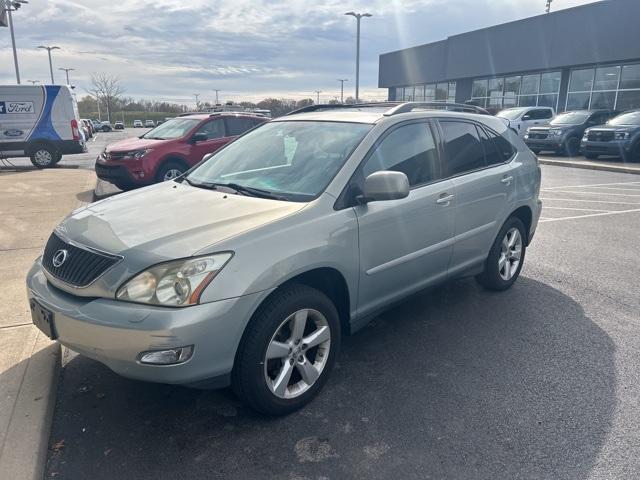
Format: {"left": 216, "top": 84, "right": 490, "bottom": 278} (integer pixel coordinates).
{"left": 337, "top": 79, "right": 348, "bottom": 103}
{"left": 37, "top": 45, "right": 60, "bottom": 84}
{"left": 345, "top": 11, "right": 372, "bottom": 103}
{"left": 58, "top": 67, "right": 74, "bottom": 84}
{"left": 3, "top": 0, "right": 29, "bottom": 84}
{"left": 193, "top": 93, "right": 200, "bottom": 110}
{"left": 314, "top": 90, "right": 322, "bottom": 104}
{"left": 27, "top": 79, "right": 39, "bottom": 85}
{"left": 545, "top": 0, "right": 552, "bottom": 13}
{"left": 213, "top": 89, "right": 221, "bottom": 105}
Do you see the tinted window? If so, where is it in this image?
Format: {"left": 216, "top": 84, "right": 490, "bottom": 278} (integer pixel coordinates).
{"left": 528, "top": 109, "right": 553, "bottom": 120}
{"left": 225, "top": 117, "right": 258, "bottom": 136}
{"left": 362, "top": 122, "right": 439, "bottom": 187}
{"left": 440, "top": 121, "right": 486, "bottom": 175}
{"left": 196, "top": 119, "right": 225, "bottom": 139}
{"left": 478, "top": 126, "right": 514, "bottom": 165}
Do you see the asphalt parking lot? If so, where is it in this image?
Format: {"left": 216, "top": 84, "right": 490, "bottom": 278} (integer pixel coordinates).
{"left": 41, "top": 165, "right": 640, "bottom": 479}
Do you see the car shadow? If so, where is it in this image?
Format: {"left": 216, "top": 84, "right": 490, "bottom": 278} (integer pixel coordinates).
{"left": 45, "top": 277, "right": 615, "bottom": 480}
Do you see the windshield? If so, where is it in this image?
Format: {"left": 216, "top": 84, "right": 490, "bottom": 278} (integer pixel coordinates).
{"left": 497, "top": 108, "right": 526, "bottom": 120}
{"left": 186, "top": 121, "right": 371, "bottom": 202}
{"left": 607, "top": 111, "right": 640, "bottom": 126}
{"left": 141, "top": 118, "right": 200, "bottom": 139}
{"left": 551, "top": 112, "right": 590, "bottom": 125}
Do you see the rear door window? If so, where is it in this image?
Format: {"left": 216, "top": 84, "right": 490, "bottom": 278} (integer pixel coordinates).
{"left": 439, "top": 121, "right": 487, "bottom": 176}
{"left": 479, "top": 126, "right": 515, "bottom": 164}
{"left": 225, "top": 117, "right": 258, "bottom": 136}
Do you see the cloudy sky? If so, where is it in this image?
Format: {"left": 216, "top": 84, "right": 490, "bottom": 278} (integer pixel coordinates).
{"left": 1, "top": 0, "right": 598, "bottom": 104}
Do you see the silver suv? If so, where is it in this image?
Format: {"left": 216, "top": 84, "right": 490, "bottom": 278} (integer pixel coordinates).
{"left": 27, "top": 102, "right": 542, "bottom": 415}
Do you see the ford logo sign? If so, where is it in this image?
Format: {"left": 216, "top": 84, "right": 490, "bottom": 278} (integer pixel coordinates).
{"left": 3, "top": 129, "right": 23, "bottom": 137}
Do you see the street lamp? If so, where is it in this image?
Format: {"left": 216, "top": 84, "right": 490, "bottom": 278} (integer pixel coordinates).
{"left": 345, "top": 11, "right": 372, "bottom": 103}
{"left": 58, "top": 67, "right": 75, "bottom": 84}
{"left": 545, "top": 0, "right": 553, "bottom": 13}
{"left": 337, "top": 79, "right": 348, "bottom": 103}
{"left": 2, "top": 0, "right": 29, "bottom": 84}
{"left": 314, "top": 90, "right": 322, "bottom": 104}
{"left": 37, "top": 45, "right": 61, "bottom": 84}
{"left": 193, "top": 93, "right": 200, "bottom": 110}
{"left": 213, "top": 89, "right": 221, "bottom": 105}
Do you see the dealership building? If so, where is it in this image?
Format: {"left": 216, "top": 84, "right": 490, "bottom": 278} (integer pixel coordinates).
{"left": 378, "top": 0, "right": 640, "bottom": 113}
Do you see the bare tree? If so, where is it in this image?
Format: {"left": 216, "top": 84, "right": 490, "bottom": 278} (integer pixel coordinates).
{"left": 90, "top": 73, "right": 124, "bottom": 123}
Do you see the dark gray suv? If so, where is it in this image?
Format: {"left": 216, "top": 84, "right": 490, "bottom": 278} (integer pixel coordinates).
{"left": 580, "top": 110, "right": 640, "bottom": 161}
{"left": 27, "top": 102, "right": 542, "bottom": 415}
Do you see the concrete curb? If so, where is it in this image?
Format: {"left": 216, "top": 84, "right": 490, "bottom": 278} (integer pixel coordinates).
{"left": 539, "top": 158, "right": 640, "bottom": 175}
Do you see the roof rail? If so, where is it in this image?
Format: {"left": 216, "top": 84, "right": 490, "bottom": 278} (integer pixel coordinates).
{"left": 285, "top": 102, "right": 400, "bottom": 116}
{"left": 178, "top": 111, "right": 265, "bottom": 117}
{"left": 384, "top": 102, "right": 490, "bottom": 116}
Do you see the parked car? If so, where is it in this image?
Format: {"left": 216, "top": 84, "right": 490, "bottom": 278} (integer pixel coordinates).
{"left": 91, "top": 119, "right": 102, "bottom": 131}
{"left": 524, "top": 110, "right": 618, "bottom": 156}
{"left": 133, "top": 120, "right": 144, "bottom": 128}
{"left": 145, "top": 120, "right": 155, "bottom": 128}
{"left": 80, "top": 119, "right": 92, "bottom": 139}
{"left": 29, "top": 103, "right": 541, "bottom": 415}
{"left": 580, "top": 110, "right": 640, "bottom": 161}
{"left": 0, "top": 85, "right": 86, "bottom": 168}
{"left": 496, "top": 106, "right": 555, "bottom": 138}
{"left": 81, "top": 118, "right": 94, "bottom": 137}
{"left": 114, "top": 121, "right": 125, "bottom": 130}
{"left": 95, "top": 113, "right": 267, "bottom": 190}
{"left": 100, "top": 121, "right": 113, "bottom": 132}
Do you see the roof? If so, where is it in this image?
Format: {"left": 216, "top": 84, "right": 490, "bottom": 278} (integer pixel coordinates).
{"left": 379, "top": 0, "right": 640, "bottom": 87}
{"left": 178, "top": 112, "right": 267, "bottom": 119}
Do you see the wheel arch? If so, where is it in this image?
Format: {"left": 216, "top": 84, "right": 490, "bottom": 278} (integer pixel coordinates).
{"left": 510, "top": 205, "right": 533, "bottom": 244}
{"left": 25, "top": 139, "right": 58, "bottom": 156}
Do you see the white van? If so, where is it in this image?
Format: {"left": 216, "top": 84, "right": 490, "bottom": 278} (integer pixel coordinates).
{"left": 0, "top": 85, "right": 86, "bottom": 168}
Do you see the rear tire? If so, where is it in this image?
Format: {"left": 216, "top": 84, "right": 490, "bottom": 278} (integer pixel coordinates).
{"left": 29, "top": 144, "right": 57, "bottom": 168}
{"left": 476, "top": 217, "right": 527, "bottom": 291}
{"left": 232, "top": 284, "right": 340, "bottom": 416}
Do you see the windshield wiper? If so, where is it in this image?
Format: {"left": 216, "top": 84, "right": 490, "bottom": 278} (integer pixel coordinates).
{"left": 183, "top": 179, "right": 286, "bottom": 200}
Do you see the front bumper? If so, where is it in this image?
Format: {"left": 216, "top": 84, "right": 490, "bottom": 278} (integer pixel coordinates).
{"left": 26, "top": 260, "right": 270, "bottom": 386}
{"left": 524, "top": 137, "right": 563, "bottom": 151}
{"left": 95, "top": 160, "right": 145, "bottom": 187}
{"left": 580, "top": 139, "right": 632, "bottom": 156}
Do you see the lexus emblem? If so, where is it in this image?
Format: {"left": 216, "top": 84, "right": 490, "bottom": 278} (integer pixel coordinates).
{"left": 52, "top": 249, "right": 68, "bottom": 268}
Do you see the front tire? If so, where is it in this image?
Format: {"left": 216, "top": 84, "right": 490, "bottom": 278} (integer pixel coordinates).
{"left": 476, "top": 217, "right": 526, "bottom": 291}
{"left": 156, "top": 160, "right": 187, "bottom": 183}
{"left": 29, "top": 145, "right": 57, "bottom": 168}
{"left": 232, "top": 284, "right": 340, "bottom": 416}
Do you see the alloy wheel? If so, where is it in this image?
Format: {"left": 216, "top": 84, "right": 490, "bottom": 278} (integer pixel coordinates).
{"left": 34, "top": 149, "right": 53, "bottom": 166}
{"left": 264, "top": 308, "right": 331, "bottom": 399}
{"left": 498, "top": 227, "right": 522, "bottom": 281}
{"left": 163, "top": 169, "right": 183, "bottom": 181}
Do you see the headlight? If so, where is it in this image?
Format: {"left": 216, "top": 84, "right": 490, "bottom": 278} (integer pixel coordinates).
{"left": 549, "top": 129, "right": 563, "bottom": 136}
{"left": 614, "top": 132, "right": 630, "bottom": 140}
{"left": 122, "top": 149, "right": 153, "bottom": 160}
{"left": 116, "top": 253, "right": 233, "bottom": 307}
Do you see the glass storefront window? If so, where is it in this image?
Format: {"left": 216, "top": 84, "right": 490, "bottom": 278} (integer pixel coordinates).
{"left": 617, "top": 90, "right": 640, "bottom": 110}
{"left": 538, "top": 94, "right": 558, "bottom": 109}
{"left": 620, "top": 64, "right": 640, "bottom": 90}
{"left": 594, "top": 66, "right": 620, "bottom": 91}
{"left": 425, "top": 84, "right": 436, "bottom": 100}
{"left": 520, "top": 75, "right": 540, "bottom": 95}
{"left": 448, "top": 82, "right": 456, "bottom": 102}
{"left": 566, "top": 92, "right": 591, "bottom": 110}
{"left": 504, "top": 76, "right": 521, "bottom": 98}
{"left": 472, "top": 79, "right": 488, "bottom": 98}
{"left": 569, "top": 68, "right": 594, "bottom": 92}
{"left": 590, "top": 91, "right": 616, "bottom": 109}
{"left": 488, "top": 78, "right": 504, "bottom": 97}
{"left": 435, "top": 83, "right": 448, "bottom": 101}
{"left": 540, "top": 72, "right": 561, "bottom": 94}
{"left": 518, "top": 95, "right": 538, "bottom": 107}
{"left": 414, "top": 85, "right": 426, "bottom": 102}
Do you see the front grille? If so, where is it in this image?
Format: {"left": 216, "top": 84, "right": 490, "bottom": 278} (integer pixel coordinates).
{"left": 108, "top": 151, "right": 126, "bottom": 161}
{"left": 588, "top": 131, "right": 614, "bottom": 142}
{"left": 528, "top": 132, "right": 548, "bottom": 140}
{"left": 42, "top": 232, "right": 121, "bottom": 287}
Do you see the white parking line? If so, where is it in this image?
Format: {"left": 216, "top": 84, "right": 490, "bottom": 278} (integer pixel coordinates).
{"left": 545, "top": 190, "right": 640, "bottom": 197}
{"left": 540, "top": 197, "right": 640, "bottom": 206}
{"left": 576, "top": 185, "right": 640, "bottom": 192}
{"left": 542, "top": 181, "right": 640, "bottom": 190}
{"left": 539, "top": 208, "right": 640, "bottom": 223}
{"left": 542, "top": 206, "right": 610, "bottom": 212}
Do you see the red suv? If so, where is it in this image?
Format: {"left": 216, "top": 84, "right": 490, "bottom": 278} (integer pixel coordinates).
{"left": 95, "top": 113, "right": 267, "bottom": 189}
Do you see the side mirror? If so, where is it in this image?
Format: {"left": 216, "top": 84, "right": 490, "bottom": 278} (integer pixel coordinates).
{"left": 522, "top": 114, "right": 531, "bottom": 121}
{"left": 192, "top": 132, "right": 208, "bottom": 143}
{"left": 360, "top": 171, "right": 410, "bottom": 203}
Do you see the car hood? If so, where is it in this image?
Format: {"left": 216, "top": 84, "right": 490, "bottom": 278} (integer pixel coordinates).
{"left": 587, "top": 125, "right": 638, "bottom": 132}
{"left": 57, "top": 181, "right": 307, "bottom": 259}
{"left": 106, "top": 136, "right": 168, "bottom": 152}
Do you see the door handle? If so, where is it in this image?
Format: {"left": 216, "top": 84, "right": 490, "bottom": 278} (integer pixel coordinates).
{"left": 501, "top": 175, "right": 513, "bottom": 185}
{"left": 436, "top": 193, "right": 455, "bottom": 205}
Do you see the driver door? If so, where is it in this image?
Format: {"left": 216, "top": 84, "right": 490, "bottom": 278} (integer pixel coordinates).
{"left": 189, "top": 119, "right": 227, "bottom": 164}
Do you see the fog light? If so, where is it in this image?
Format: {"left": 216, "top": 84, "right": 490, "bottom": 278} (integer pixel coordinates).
{"left": 138, "top": 345, "right": 194, "bottom": 365}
